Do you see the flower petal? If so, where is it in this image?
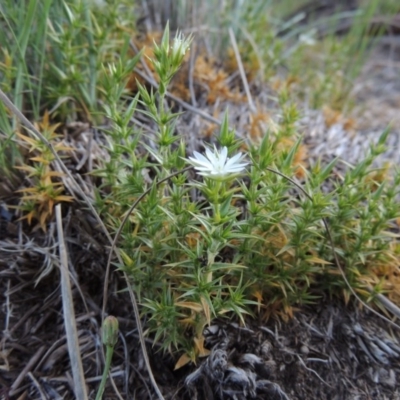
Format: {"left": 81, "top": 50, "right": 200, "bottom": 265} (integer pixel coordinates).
{"left": 218, "top": 146, "right": 228, "bottom": 163}
{"left": 192, "top": 151, "right": 210, "bottom": 164}
{"left": 205, "top": 147, "right": 218, "bottom": 165}
{"left": 186, "top": 145, "right": 248, "bottom": 179}
{"left": 224, "top": 153, "right": 244, "bottom": 168}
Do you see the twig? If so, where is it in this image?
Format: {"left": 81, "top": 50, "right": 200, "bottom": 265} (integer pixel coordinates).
{"left": 3, "top": 280, "right": 12, "bottom": 336}
{"left": 118, "top": 332, "right": 130, "bottom": 397}
{"left": 296, "top": 355, "right": 332, "bottom": 387}
{"left": 374, "top": 292, "right": 400, "bottom": 320}
{"left": 228, "top": 28, "right": 256, "bottom": 113}
{"left": 9, "top": 345, "right": 46, "bottom": 396}
{"left": 188, "top": 41, "right": 198, "bottom": 107}
{"left": 1, "top": 304, "right": 40, "bottom": 343}
{"left": 140, "top": 0, "right": 152, "bottom": 32}
{"left": 34, "top": 335, "right": 69, "bottom": 372}
{"left": 235, "top": 24, "right": 265, "bottom": 77}
{"left": 28, "top": 372, "right": 47, "bottom": 399}
{"left": 85, "top": 370, "right": 125, "bottom": 383}
{"left": 56, "top": 204, "right": 88, "bottom": 400}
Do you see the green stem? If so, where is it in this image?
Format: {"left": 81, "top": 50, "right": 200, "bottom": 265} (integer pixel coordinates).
{"left": 214, "top": 202, "right": 221, "bottom": 223}
{"left": 211, "top": 180, "right": 223, "bottom": 223}
{"left": 95, "top": 344, "right": 114, "bottom": 400}
{"left": 157, "top": 87, "right": 167, "bottom": 132}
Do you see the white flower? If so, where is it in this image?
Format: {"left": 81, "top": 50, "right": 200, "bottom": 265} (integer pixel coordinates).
{"left": 171, "top": 33, "right": 188, "bottom": 55}
{"left": 170, "top": 31, "right": 192, "bottom": 65}
{"left": 187, "top": 146, "right": 248, "bottom": 179}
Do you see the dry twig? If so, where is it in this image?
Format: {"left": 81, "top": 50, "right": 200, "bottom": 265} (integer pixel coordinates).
{"left": 9, "top": 345, "right": 46, "bottom": 397}
{"left": 228, "top": 28, "right": 256, "bottom": 113}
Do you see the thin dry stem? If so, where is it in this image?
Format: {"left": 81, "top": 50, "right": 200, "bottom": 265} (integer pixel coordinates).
{"left": 229, "top": 28, "right": 256, "bottom": 113}
{"left": 188, "top": 41, "right": 198, "bottom": 107}
{"left": 56, "top": 204, "right": 88, "bottom": 400}
{"left": 9, "top": 345, "right": 46, "bottom": 396}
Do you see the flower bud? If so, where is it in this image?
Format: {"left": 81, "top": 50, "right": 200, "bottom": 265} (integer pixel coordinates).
{"left": 102, "top": 316, "right": 119, "bottom": 347}
{"left": 170, "top": 32, "right": 192, "bottom": 69}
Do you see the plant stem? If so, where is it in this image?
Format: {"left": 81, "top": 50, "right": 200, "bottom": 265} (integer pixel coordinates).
{"left": 95, "top": 344, "right": 115, "bottom": 400}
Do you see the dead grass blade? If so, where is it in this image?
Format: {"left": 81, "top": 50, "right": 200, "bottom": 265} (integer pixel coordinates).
{"left": 56, "top": 204, "right": 88, "bottom": 400}
{"left": 228, "top": 28, "right": 256, "bottom": 113}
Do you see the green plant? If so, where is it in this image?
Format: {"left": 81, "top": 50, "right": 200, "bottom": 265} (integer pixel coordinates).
{"left": 96, "top": 316, "right": 119, "bottom": 400}
{"left": 15, "top": 111, "right": 74, "bottom": 230}
{"left": 0, "top": 0, "right": 137, "bottom": 177}
{"left": 281, "top": 0, "right": 384, "bottom": 111}
{"left": 0, "top": 0, "right": 52, "bottom": 174}
{"left": 93, "top": 25, "right": 400, "bottom": 366}
{"left": 2, "top": 0, "right": 399, "bottom": 367}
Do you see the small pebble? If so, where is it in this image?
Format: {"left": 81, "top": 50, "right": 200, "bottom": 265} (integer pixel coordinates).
{"left": 300, "top": 345, "right": 309, "bottom": 355}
